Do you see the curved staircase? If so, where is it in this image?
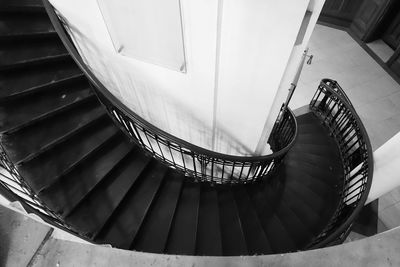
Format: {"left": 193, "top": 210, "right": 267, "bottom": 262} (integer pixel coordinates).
{"left": 0, "top": 0, "right": 372, "bottom": 257}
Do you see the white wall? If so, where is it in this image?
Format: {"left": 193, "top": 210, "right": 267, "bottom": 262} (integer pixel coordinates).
{"left": 49, "top": 0, "right": 324, "bottom": 156}
{"left": 256, "top": 0, "right": 326, "bottom": 154}
{"left": 367, "top": 131, "right": 400, "bottom": 204}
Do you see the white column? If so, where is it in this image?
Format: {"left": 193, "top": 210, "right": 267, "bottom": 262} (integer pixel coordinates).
{"left": 366, "top": 131, "right": 400, "bottom": 204}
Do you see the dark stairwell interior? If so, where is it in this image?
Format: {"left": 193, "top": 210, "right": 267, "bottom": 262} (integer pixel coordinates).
{"left": 0, "top": 0, "right": 373, "bottom": 256}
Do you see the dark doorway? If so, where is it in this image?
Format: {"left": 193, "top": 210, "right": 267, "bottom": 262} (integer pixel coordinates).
{"left": 382, "top": 10, "right": 400, "bottom": 49}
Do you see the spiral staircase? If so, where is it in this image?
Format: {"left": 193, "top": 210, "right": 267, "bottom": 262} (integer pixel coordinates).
{"left": 0, "top": 0, "right": 373, "bottom": 257}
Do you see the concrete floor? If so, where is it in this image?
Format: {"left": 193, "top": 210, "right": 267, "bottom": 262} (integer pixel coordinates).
{"left": 294, "top": 24, "right": 400, "bottom": 232}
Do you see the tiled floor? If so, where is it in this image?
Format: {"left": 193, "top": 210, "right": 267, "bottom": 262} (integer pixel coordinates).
{"left": 294, "top": 24, "right": 400, "bottom": 231}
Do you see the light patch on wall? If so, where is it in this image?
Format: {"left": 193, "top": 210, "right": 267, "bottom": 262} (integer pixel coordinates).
{"left": 97, "top": 0, "right": 187, "bottom": 72}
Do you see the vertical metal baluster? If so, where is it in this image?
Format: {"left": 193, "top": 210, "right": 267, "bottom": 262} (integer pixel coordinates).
{"left": 252, "top": 165, "right": 260, "bottom": 182}
{"left": 179, "top": 147, "right": 187, "bottom": 175}
{"left": 246, "top": 163, "right": 253, "bottom": 182}
{"left": 192, "top": 153, "right": 198, "bottom": 180}
{"left": 238, "top": 162, "right": 245, "bottom": 182}
{"left": 155, "top": 136, "right": 166, "bottom": 161}
{"left": 167, "top": 143, "right": 177, "bottom": 168}
{"left": 211, "top": 158, "right": 215, "bottom": 184}
{"left": 230, "top": 162, "right": 236, "bottom": 182}
{"left": 130, "top": 122, "right": 146, "bottom": 149}
{"left": 221, "top": 160, "right": 225, "bottom": 184}
{"left": 144, "top": 131, "right": 156, "bottom": 155}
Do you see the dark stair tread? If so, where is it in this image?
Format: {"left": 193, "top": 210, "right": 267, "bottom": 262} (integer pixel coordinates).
{"left": 0, "top": 0, "right": 44, "bottom": 12}
{"left": 65, "top": 149, "right": 152, "bottom": 237}
{"left": 0, "top": 13, "right": 55, "bottom": 37}
{"left": 165, "top": 181, "right": 200, "bottom": 255}
{"left": 282, "top": 186, "right": 324, "bottom": 236}
{"left": 283, "top": 166, "right": 338, "bottom": 196}
{"left": 233, "top": 186, "right": 272, "bottom": 255}
{"left": 285, "top": 151, "right": 343, "bottom": 174}
{"left": 0, "top": 60, "right": 82, "bottom": 98}
{"left": 296, "top": 112, "right": 321, "bottom": 125}
{"left": 94, "top": 161, "right": 167, "bottom": 249}
{"left": 1, "top": 101, "right": 106, "bottom": 163}
{"left": 286, "top": 180, "right": 338, "bottom": 221}
{"left": 275, "top": 198, "right": 314, "bottom": 249}
{"left": 195, "top": 184, "right": 223, "bottom": 256}
{"left": 285, "top": 156, "right": 342, "bottom": 180}
{"left": 132, "top": 171, "right": 184, "bottom": 253}
{"left": 297, "top": 123, "right": 328, "bottom": 135}
{"left": 40, "top": 135, "right": 134, "bottom": 216}
{"left": 284, "top": 159, "right": 340, "bottom": 185}
{"left": 296, "top": 133, "right": 337, "bottom": 146}
{"left": 0, "top": 83, "right": 93, "bottom": 132}
{"left": 17, "top": 118, "right": 119, "bottom": 191}
{"left": 0, "top": 52, "right": 70, "bottom": 71}
{"left": 0, "top": 39, "right": 67, "bottom": 69}
{"left": 290, "top": 142, "right": 339, "bottom": 156}
{"left": 246, "top": 183, "right": 297, "bottom": 253}
{"left": 217, "top": 186, "right": 248, "bottom": 256}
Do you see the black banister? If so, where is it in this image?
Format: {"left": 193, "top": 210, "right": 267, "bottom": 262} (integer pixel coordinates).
{"left": 307, "top": 79, "right": 373, "bottom": 248}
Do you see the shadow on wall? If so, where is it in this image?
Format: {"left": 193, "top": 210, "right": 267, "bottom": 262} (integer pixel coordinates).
{"left": 59, "top": 13, "right": 256, "bottom": 156}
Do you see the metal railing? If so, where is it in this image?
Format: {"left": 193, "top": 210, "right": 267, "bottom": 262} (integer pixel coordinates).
{"left": 0, "top": 144, "right": 75, "bottom": 233}
{"left": 307, "top": 79, "right": 373, "bottom": 248}
{"left": 44, "top": 1, "right": 298, "bottom": 184}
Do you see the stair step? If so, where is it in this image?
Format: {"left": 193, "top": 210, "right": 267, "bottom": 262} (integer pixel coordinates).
{"left": 0, "top": 0, "right": 44, "bottom": 12}
{"left": 290, "top": 143, "right": 340, "bottom": 157}
{"left": 217, "top": 186, "right": 248, "bottom": 256}
{"left": 286, "top": 152, "right": 342, "bottom": 174}
{"left": 296, "top": 133, "right": 335, "bottom": 146}
{"left": 285, "top": 156, "right": 342, "bottom": 182}
{"left": 1, "top": 101, "right": 105, "bottom": 163}
{"left": 40, "top": 135, "right": 134, "bottom": 216}
{"left": 286, "top": 180, "right": 338, "bottom": 221}
{"left": 295, "top": 112, "right": 320, "bottom": 125}
{"left": 94, "top": 161, "right": 167, "bottom": 249}
{"left": 297, "top": 122, "right": 327, "bottom": 135}
{"left": 195, "top": 184, "right": 223, "bottom": 256}
{"left": 0, "top": 83, "right": 93, "bottom": 133}
{"left": 66, "top": 149, "right": 152, "bottom": 237}
{"left": 285, "top": 159, "right": 340, "bottom": 186}
{"left": 0, "top": 39, "right": 67, "bottom": 69}
{"left": 15, "top": 114, "right": 109, "bottom": 166}
{"left": 283, "top": 166, "right": 338, "bottom": 196}
{"left": 132, "top": 171, "right": 184, "bottom": 253}
{"left": 165, "top": 181, "right": 200, "bottom": 255}
{"left": 282, "top": 186, "right": 323, "bottom": 236}
{"left": 0, "top": 52, "right": 70, "bottom": 71}
{"left": 233, "top": 186, "right": 272, "bottom": 255}
{"left": 17, "top": 118, "right": 119, "bottom": 192}
{"left": 246, "top": 183, "right": 297, "bottom": 253}
{"left": 0, "top": 60, "right": 82, "bottom": 99}
{"left": 275, "top": 197, "right": 314, "bottom": 249}
{"left": 0, "top": 80, "right": 93, "bottom": 131}
{"left": 0, "top": 13, "right": 55, "bottom": 38}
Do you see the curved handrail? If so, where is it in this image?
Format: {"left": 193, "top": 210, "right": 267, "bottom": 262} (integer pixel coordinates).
{"left": 308, "top": 79, "right": 373, "bottom": 247}
{"left": 43, "top": 0, "right": 298, "bottom": 184}
{"left": 321, "top": 78, "right": 354, "bottom": 108}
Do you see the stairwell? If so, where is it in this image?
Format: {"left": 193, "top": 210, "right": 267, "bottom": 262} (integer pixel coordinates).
{"left": 0, "top": 0, "right": 373, "bottom": 259}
